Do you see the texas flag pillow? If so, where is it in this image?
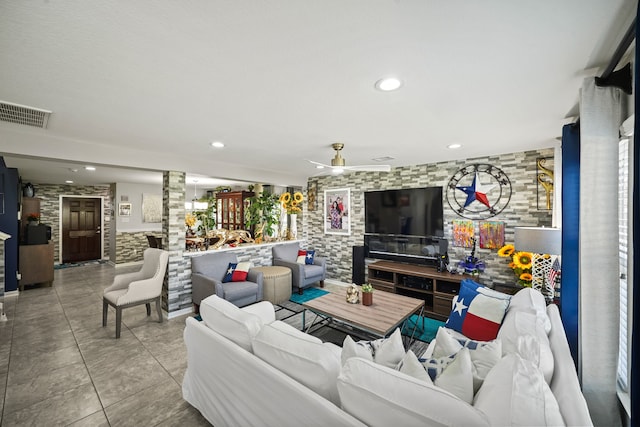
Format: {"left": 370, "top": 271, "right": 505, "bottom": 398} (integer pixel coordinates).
{"left": 445, "top": 279, "right": 511, "bottom": 341}
{"left": 296, "top": 250, "right": 316, "bottom": 265}
{"left": 222, "top": 262, "right": 252, "bottom": 283}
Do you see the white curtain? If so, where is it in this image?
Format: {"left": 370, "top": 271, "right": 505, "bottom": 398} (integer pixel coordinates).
{"left": 579, "top": 77, "right": 626, "bottom": 427}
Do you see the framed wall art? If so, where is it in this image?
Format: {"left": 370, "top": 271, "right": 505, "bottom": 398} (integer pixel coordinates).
{"left": 118, "top": 202, "right": 132, "bottom": 217}
{"left": 324, "top": 188, "right": 350, "bottom": 235}
{"left": 142, "top": 193, "right": 162, "bottom": 223}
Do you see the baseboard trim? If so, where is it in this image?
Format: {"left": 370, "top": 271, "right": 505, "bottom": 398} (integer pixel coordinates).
{"left": 167, "top": 306, "right": 193, "bottom": 319}
{"left": 115, "top": 260, "right": 144, "bottom": 269}
{"left": 324, "top": 279, "right": 350, "bottom": 288}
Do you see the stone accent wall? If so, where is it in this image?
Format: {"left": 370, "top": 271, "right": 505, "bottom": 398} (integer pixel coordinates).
{"left": 34, "top": 184, "right": 112, "bottom": 263}
{"left": 302, "top": 149, "right": 554, "bottom": 288}
{"left": 115, "top": 231, "right": 162, "bottom": 264}
{"left": 163, "top": 171, "right": 188, "bottom": 313}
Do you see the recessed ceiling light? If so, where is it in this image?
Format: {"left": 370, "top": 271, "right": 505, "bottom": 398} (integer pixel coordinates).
{"left": 316, "top": 165, "right": 325, "bottom": 169}
{"left": 448, "top": 143, "right": 462, "bottom": 149}
{"left": 210, "top": 141, "right": 225, "bottom": 148}
{"left": 372, "top": 156, "right": 395, "bottom": 162}
{"left": 375, "top": 77, "right": 402, "bottom": 91}
{"left": 65, "top": 180, "right": 74, "bottom": 184}
{"left": 85, "top": 166, "right": 96, "bottom": 171}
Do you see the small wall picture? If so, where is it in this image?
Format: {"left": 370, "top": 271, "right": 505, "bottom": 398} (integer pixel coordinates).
{"left": 307, "top": 181, "right": 317, "bottom": 211}
{"left": 118, "top": 202, "right": 132, "bottom": 217}
{"left": 479, "top": 221, "right": 505, "bottom": 249}
{"left": 452, "top": 219, "right": 474, "bottom": 248}
{"left": 324, "top": 188, "right": 350, "bottom": 235}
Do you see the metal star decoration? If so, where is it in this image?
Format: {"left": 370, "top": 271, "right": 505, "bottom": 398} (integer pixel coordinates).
{"left": 457, "top": 171, "right": 496, "bottom": 208}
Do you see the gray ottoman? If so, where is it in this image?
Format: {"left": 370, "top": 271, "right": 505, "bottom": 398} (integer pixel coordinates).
{"left": 252, "top": 266, "right": 292, "bottom": 305}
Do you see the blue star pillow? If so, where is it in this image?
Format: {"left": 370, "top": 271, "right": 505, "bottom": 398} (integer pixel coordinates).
{"left": 445, "top": 279, "right": 511, "bottom": 341}
{"left": 296, "top": 250, "right": 315, "bottom": 265}
{"left": 222, "top": 262, "right": 252, "bottom": 283}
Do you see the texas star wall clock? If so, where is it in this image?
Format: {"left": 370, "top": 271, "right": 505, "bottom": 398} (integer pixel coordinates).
{"left": 446, "top": 163, "right": 512, "bottom": 220}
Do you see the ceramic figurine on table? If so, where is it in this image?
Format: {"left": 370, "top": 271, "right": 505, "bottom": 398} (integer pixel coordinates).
{"left": 346, "top": 284, "right": 359, "bottom": 304}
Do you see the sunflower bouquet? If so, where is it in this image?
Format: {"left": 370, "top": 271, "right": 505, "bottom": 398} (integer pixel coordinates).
{"left": 498, "top": 244, "right": 533, "bottom": 287}
{"left": 279, "top": 191, "right": 304, "bottom": 214}
{"left": 185, "top": 212, "right": 197, "bottom": 228}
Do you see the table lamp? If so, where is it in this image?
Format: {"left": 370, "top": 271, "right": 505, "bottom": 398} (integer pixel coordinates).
{"left": 514, "top": 227, "right": 561, "bottom": 301}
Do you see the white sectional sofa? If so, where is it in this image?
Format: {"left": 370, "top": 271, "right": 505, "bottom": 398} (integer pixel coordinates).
{"left": 182, "top": 288, "right": 592, "bottom": 427}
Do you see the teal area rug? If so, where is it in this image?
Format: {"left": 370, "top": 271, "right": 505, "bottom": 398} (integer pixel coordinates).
{"left": 289, "top": 287, "right": 329, "bottom": 304}
{"left": 401, "top": 315, "right": 445, "bottom": 343}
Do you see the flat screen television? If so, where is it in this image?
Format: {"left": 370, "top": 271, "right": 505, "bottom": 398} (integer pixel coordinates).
{"left": 364, "top": 187, "right": 445, "bottom": 265}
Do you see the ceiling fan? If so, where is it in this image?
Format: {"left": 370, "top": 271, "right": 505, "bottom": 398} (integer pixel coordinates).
{"left": 308, "top": 143, "right": 391, "bottom": 174}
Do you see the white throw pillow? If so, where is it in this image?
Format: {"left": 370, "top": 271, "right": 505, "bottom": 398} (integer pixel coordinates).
{"left": 337, "top": 357, "right": 490, "bottom": 427}
{"left": 253, "top": 322, "right": 342, "bottom": 405}
{"left": 398, "top": 350, "right": 433, "bottom": 384}
{"left": 341, "top": 328, "right": 405, "bottom": 369}
{"left": 434, "top": 347, "right": 474, "bottom": 404}
{"left": 199, "top": 295, "right": 264, "bottom": 352}
{"left": 508, "top": 287, "right": 552, "bottom": 334}
{"left": 474, "top": 353, "right": 565, "bottom": 427}
{"left": 432, "top": 327, "right": 502, "bottom": 393}
{"left": 498, "top": 310, "right": 554, "bottom": 384}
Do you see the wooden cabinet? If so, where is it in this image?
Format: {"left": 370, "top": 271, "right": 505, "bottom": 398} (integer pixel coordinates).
{"left": 19, "top": 241, "right": 54, "bottom": 291}
{"left": 368, "top": 260, "right": 472, "bottom": 321}
{"left": 216, "top": 191, "right": 254, "bottom": 231}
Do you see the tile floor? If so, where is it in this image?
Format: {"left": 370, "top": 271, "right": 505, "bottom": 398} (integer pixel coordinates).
{"left": 0, "top": 262, "right": 211, "bottom": 426}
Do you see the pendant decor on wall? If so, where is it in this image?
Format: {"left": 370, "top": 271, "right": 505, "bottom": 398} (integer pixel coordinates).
{"left": 446, "top": 163, "right": 512, "bottom": 220}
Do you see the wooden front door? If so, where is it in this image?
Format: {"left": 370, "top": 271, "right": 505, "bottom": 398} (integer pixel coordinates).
{"left": 62, "top": 197, "right": 102, "bottom": 263}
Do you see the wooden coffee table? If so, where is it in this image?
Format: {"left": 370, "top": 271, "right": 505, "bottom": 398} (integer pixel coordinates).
{"left": 302, "top": 290, "right": 425, "bottom": 343}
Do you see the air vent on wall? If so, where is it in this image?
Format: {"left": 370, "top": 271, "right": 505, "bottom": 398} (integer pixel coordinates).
{"left": 0, "top": 100, "right": 52, "bottom": 128}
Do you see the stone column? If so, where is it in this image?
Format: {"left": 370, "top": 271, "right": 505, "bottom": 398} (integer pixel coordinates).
{"left": 162, "top": 171, "right": 189, "bottom": 314}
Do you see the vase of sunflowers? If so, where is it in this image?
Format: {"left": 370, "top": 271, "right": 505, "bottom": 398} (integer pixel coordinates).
{"left": 498, "top": 243, "right": 533, "bottom": 287}
{"left": 185, "top": 212, "right": 197, "bottom": 237}
{"left": 279, "top": 191, "right": 304, "bottom": 239}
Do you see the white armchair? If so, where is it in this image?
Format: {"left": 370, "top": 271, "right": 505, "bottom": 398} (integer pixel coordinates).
{"left": 102, "top": 248, "right": 169, "bottom": 338}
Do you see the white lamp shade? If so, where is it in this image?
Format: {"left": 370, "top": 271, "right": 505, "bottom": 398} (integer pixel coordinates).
{"left": 514, "top": 227, "right": 561, "bottom": 255}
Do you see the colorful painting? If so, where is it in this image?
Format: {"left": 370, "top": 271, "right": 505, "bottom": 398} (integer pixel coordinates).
{"left": 479, "top": 221, "right": 505, "bottom": 249}
{"left": 452, "top": 219, "right": 474, "bottom": 248}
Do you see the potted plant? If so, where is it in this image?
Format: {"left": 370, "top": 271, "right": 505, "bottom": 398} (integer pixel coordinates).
{"left": 26, "top": 213, "right": 40, "bottom": 225}
{"left": 194, "top": 195, "right": 216, "bottom": 236}
{"left": 246, "top": 190, "right": 280, "bottom": 243}
{"left": 361, "top": 283, "right": 373, "bottom": 306}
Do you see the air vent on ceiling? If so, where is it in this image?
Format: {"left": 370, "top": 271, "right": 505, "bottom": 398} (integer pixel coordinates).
{"left": 0, "top": 100, "right": 52, "bottom": 128}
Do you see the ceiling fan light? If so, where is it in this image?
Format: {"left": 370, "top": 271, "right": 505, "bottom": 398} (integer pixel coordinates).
{"left": 375, "top": 77, "right": 402, "bottom": 91}
{"left": 332, "top": 167, "right": 344, "bottom": 174}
